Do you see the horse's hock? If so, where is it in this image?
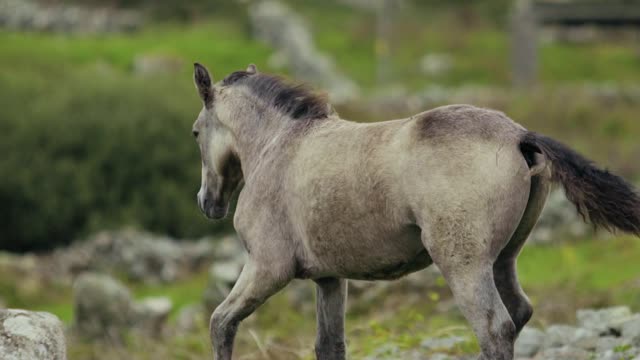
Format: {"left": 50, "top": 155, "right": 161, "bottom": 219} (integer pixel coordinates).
{"left": 0, "top": 309, "right": 67, "bottom": 360}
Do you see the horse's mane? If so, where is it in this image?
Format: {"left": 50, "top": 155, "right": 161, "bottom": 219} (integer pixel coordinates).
{"left": 222, "top": 71, "right": 330, "bottom": 121}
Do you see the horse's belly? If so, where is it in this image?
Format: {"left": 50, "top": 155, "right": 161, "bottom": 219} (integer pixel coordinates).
{"left": 347, "top": 249, "right": 433, "bottom": 280}
{"left": 298, "top": 224, "right": 433, "bottom": 280}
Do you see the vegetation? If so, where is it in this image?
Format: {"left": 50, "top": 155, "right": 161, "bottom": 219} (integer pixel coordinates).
{"left": 0, "top": 235, "right": 636, "bottom": 359}
{"left": 1, "top": 1, "right": 639, "bottom": 251}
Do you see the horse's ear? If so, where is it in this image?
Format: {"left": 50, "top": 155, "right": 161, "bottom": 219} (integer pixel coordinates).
{"left": 246, "top": 63, "right": 258, "bottom": 74}
{"left": 194, "top": 63, "right": 214, "bottom": 107}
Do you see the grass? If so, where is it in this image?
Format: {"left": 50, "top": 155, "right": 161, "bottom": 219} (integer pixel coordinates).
{"left": 3, "top": 2, "right": 640, "bottom": 91}
{"left": 287, "top": 0, "right": 640, "bottom": 90}
{"left": 3, "top": 235, "right": 639, "bottom": 359}
{"left": 0, "top": 19, "right": 274, "bottom": 81}
{"left": 1, "top": 3, "right": 640, "bottom": 357}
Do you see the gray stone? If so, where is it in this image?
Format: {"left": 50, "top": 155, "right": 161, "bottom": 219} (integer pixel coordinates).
{"left": 73, "top": 272, "right": 133, "bottom": 341}
{"left": 529, "top": 189, "right": 590, "bottom": 244}
{"left": 516, "top": 326, "right": 545, "bottom": 357}
{"left": 596, "top": 346, "right": 640, "bottom": 360}
{"left": 429, "top": 354, "right": 457, "bottom": 360}
{"left": 57, "top": 230, "right": 216, "bottom": 284}
{"left": 132, "top": 296, "right": 172, "bottom": 338}
{"left": 286, "top": 280, "right": 315, "bottom": 312}
{"left": 174, "top": 304, "right": 206, "bottom": 334}
{"left": 620, "top": 315, "right": 640, "bottom": 345}
{"left": 419, "top": 53, "right": 453, "bottom": 76}
{"left": 576, "top": 306, "right": 632, "bottom": 334}
{"left": 534, "top": 345, "right": 591, "bottom": 360}
{"left": 543, "top": 325, "right": 598, "bottom": 349}
{"left": 0, "top": 0, "right": 142, "bottom": 34}
{"left": 248, "top": 0, "right": 359, "bottom": 103}
{"left": 210, "top": 259, "right": 244, "bottom": 285}
{"left": 363, "top": 343, "right": 401, "bottom": 360}
{"left": 573, "top": 335, "right": 628, "bottom": 352}
{"left": 420, "top": 335, "right": 467, "bottom": 351}
{"left": 0, "top": 309, "right": 66, "bottom": 360}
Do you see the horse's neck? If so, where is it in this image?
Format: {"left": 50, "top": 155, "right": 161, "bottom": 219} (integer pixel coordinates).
{"left": 228, "top": 107, "right": 292, "bottom": 175}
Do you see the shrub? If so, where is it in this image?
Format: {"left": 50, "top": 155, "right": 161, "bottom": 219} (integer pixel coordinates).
{"left": 0, "top": 65, "right": 232, "bottom": 252}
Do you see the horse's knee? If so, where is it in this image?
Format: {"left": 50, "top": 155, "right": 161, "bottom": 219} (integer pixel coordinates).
{"left": 209, "top": 309, "right": 237, "bottom": 343}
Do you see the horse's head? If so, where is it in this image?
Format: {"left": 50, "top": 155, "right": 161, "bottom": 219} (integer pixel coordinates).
{"left": 192, "top": 63, "right": 252, "bottom": 219}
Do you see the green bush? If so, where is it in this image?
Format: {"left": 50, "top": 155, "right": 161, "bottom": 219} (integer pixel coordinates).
{"left": 0, "top": 66, "right": 232, "bottom": 252}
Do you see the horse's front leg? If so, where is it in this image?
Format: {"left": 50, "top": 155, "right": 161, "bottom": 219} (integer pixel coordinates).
{"left": 210, "top": 260, "right": 292, "bottom": 360}
{"left": 314, "top": 277, "right": 347, "bottom": 360}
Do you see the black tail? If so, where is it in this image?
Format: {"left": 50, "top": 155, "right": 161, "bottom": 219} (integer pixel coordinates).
{"left": 520, "top": 131, "right": 640, "bottom": 236}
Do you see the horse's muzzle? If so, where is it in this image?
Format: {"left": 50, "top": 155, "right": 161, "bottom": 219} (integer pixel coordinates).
{"left": 197, "top": 192, "right": 228, "bottom": 219}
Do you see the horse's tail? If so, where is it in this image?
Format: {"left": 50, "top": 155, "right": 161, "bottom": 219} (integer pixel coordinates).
{"left": 519, "top": 131, "right": 640, "bottom": 236}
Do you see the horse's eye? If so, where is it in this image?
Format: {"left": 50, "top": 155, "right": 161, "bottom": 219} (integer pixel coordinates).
{"left": 192, "top": 130, "right": 199, "bottom": 139}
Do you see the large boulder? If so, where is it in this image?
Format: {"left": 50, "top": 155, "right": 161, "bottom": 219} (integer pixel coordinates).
{"left": 528, "top": 189, "right": 590, "bottom": 244}
{"left": 73, "top": 273, "right": 133, "bottom": 341}
{"left": 247, "top": 0, "right": 359, "bottom": 103}
{"left": 131, "top": 297, "right": 172, "bottom": 339}
{"left": 0, "top": 0, "right": 142, "bottom": 33}
{"left": 576, "top": 306, "right": 632, "bottom": 334}
{"left": 203, "top": 236, "right": 246, "bottom": 311}
{"left": 73, "top": 272, "right": 172, "bottom": 341}
{"left": 55, "top": 229, "right": 215, "bottom": 284}
{"left": 515, "top": 326, "right": 546, "bottom": 357}
{"left": 0, "top": 309, "right": 66, "bottom": 360}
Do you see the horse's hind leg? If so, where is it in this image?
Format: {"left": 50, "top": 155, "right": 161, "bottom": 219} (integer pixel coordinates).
{"left": 426, "top": 241, "right": 517, "bottom": 360}
{"left": 419, "top": 179, "right": 530, "bottom": 359}
{"left": 209, "top": 260, "right": 292, "bottom": 360}
{"left": 314, "top": 277, "right": 347, "bottom": 360}
{"left": 494, "top": 174, "right": 551, "bottom": 333}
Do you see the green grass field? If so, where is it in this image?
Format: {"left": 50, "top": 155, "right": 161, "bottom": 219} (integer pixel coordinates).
{"left": 2, "top": 3, "right": 640, "bottom": 358}
{"left": 2, "top": 235, "right": 637, "bottom": 359}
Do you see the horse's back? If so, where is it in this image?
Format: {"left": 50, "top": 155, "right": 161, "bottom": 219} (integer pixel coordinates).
{"left": 283, "top": 106, "right": 532, "bottom": 279}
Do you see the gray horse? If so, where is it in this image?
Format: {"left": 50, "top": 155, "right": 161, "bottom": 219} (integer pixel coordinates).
{"left": 191, "top": 63, "right": 640, "bottom": 360}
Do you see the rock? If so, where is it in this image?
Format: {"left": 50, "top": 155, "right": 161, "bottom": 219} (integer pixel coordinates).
{"left": 132, "top": 297, "right": 172, "bottom": 338}
{"left": 419, "top": 53, "right": 453, "bottom": 76}
{"left": 420, "top": 335, "right": 467, "bottom": 351}
{"left": 620, "top": 315, "right": 640, "bottom": 345}
{"left": 286, "top": 280, "right": 315, "bottom": 312}
{"left": 576, "top": 306, "right": 632, "bottom": 334}
{"left": 543, "top": 325, "right": 598, "bottom": 349}
{"left": 174, "top": 304, "right": 206, "bottom": 334}
{"left": 73, "top": 273, "right": 133, "bottom": 341}
{"left": 73, "top": 273, "right": 174, "bottom": 340}
{"left": 363, "top": 343, "right": 401, "bottom": 360}
{"left": 203, "top": 238, "right": 247, "bottom": 311}
{"left": 573, "top": 335, "right": 628, "bottom": 353}
{"left": 529, "top": 189, "right": 590, "bottom": 244}
{"left": 0, "top": 309, "right": 66, "bottom": 360}
{"left": 247, "top": 0, "right": 359, "bottom": 103}
{"left": 210, "top": 259, "right": 244, "bottom": 285}
{"left": 534, "top": 345, "right": 591, "bottom": 360}
{"left": 0, "top": 0, "right": 142, "bottom": 34}
{"left": 516, "top": 326, "right": 545, "bottom": 357}
{"left": 56, "top": 229, "right": 216, "bottom": 284}
{"left": 596, "top": 346, "right": 640, "bottom": 360}
{"left": 203, "top": 280, "right": 229, "bottom": 313}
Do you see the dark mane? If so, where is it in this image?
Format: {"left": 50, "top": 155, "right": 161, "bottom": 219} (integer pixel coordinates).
{"left": 222, "top": 71, "right": 330, "bottom": 120}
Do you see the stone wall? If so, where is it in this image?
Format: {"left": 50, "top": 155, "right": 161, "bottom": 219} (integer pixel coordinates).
{"left": 0, "top": 0, "right": 142, "bottom": 34}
